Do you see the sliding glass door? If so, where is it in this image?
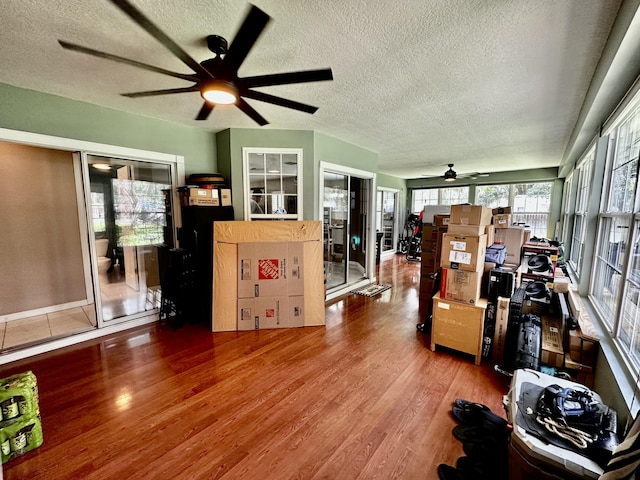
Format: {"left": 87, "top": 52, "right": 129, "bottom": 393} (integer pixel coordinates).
{"left": 86, "top": 155, "right": 173, "bottom": 324}
{"left": 321, "top": 165, "right": 375, "bottom": 295}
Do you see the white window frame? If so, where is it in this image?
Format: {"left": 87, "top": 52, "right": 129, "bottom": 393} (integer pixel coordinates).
{"left": 242, "top": 147, "right": 303, "bottom": 220}
{"left": 411, "top": 186, "right": 469, "bottom": 212}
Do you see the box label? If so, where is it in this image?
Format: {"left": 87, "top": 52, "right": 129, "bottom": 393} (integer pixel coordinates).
{"left": 449, "top": 251, "right": 472, "bottom": 265}
{"left": 258, "top": 258, "right": 281, "bottom": 280}
{"left": 451, "top": 241, "right": 467, "bottom": 250}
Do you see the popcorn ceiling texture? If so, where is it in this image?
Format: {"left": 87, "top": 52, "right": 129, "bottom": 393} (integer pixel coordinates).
{"left": 0, "top": 0, "right": 625, "bottom": 178}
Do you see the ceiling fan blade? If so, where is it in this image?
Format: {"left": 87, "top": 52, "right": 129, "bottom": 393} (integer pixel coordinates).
{"left": 236, "top": 98, "right": 268, "bottom": 126}
{"left": 110, "top": 0, "right": 213, "bottom": 79}
{"left": 121, "top": 86, "right": 200, "bottom": 98}
{"left": 59, "top": 41, "right": 199, "bottom": 82}
{"left": 240, "top": 69, "right": 334, "bottom": 88}
{"left": 195, "top": 102, "right": 215, "bottom": 121}
{"left": 242, "top": 90, "right": 318, "bottom": 114}
{"left": 223, "top": 5, "right": 270, "bottom": 74}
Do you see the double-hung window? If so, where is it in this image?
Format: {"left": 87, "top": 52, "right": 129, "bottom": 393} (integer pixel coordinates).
{"left": 591, "top": 97, "right": 640, "bottom": 367}
{"left": 569, "top": 149, "right": 595, "bottom": 275}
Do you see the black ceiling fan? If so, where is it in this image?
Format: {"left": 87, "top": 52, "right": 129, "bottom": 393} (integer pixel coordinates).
{"left": 422, "top": 164, "right": 490, "bottom": 182}
{"left": 58, "top": 0, "right": 333, "bottom": 126}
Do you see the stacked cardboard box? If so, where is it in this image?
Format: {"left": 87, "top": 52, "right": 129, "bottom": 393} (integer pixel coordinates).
{"left": 493, "top": 226, "right": 526, "bottom": 267}
{"left": 518, "top": 242, "right": 558, "bottom": 303}
{"left": 237, "top": 242, "right": 305, "bottom": 330}
{"left": 440, "top": 205, "right": 491, "bottom": 305}
{"left": 0, "top": 371, "right": 43, "bottom": 464}
{"left": 178, "top": 187, "right": 232, "bottom": 207}
{"left": 492, "top": 206, "right": 512, "bottom": 228}
{"left": 419, "top": 220, "right": 448, "bottom": 316}
{"left": 431, "top": 294, "right": 489, "bottom": 365}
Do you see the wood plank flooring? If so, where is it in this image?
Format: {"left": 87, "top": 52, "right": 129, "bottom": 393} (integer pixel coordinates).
{"left": 0, "top": 254, "right": 511, "bottom": 479}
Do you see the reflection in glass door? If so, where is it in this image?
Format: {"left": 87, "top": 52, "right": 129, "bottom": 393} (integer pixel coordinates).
{"left": 323, "top": 170, "right": 370, "bottom": 291}
{"left": 87, "top": 155, "right": 173, "bottom": 323}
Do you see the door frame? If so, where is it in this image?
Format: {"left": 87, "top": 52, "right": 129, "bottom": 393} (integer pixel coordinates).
{"left": 319, "top": 162, "right": 377, "bottom": 301}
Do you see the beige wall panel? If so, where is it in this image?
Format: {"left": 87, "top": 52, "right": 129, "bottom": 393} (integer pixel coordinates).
{"left": 212, "top": 221, "right": 324, "bottom": 332}
{"left": 0, "top": 141, "right": 86, "bottom": 315}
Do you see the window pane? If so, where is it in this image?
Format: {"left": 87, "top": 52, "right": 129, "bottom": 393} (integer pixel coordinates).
{"left": 440, "top": 186, "right": 469, "bottom": 205}
{"left": 570, "top": 214, "right": 584, "bottom": 270}
{"left": 412, "top": 189, "right": 438, "bottom": 212}
{"left": 592, "top": 216, "right": 630, "bottom": 327}
{"left": 608, "top": 110, "right": 640, "bottom": 213}
{"left": 245, "top": 149, "right": 300, "bottom": 219}
{"left": 512, "top": 182, "right": 552, "bottom": 238}
{"left": 619, "top": 282, "right": 640, "bottom": 365}
{"left": 476, "top": 185, "right": 510, "bottom": 208}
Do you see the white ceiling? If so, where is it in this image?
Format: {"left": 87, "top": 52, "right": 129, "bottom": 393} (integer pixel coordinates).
{"left": 0, "top": 0, "right": 633, "bottom": 179}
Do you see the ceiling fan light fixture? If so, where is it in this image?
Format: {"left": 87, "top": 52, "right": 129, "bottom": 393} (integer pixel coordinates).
{"left": 443, "top": 164, "right": 457, "bottom": 181}
{"left": 201, "top": 80, "right": 238, "bottom": 105}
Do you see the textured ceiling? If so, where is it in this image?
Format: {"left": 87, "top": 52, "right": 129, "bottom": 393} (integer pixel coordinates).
{"left": 0, "top": 0, "right": 626, "bottom": 179}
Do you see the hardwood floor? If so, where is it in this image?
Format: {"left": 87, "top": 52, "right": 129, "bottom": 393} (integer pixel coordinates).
{"left": 0, "top": 254, "right": 511, "bottom": 480}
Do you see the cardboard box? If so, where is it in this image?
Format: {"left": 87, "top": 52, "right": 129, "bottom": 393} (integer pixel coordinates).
{"left": 238, "top": 296, "right": 286, "bottom": 330}
{"left": 450, "top": 204, "right": 492, "bottom": 226}
{"left": 440, "top": 268, "right": 483, "bottom": 304}
{"left": 519, "top": 269, "right": 554, "bottom": 303}
{"left": 420, "top": 253, "right": 437, "bottom": 275}
{"left": 188, "top": 196, "right": 220, "bottom": 206}
{"left": 569, "top": 328, "right": 598, "bottom": 368}
{"left": 564, "top": 356, "right": 595, "bottom": 388}
{"left": 220, "top": 188, "right": 232, "bottom": 206}
{"left": 440, "top": 233, "right": 487, "bottom": 272}
{"left": 493, "top": 227, "right": 525, "bottom": 265}
{"left": 485, "top": 224, "right": 495, "bottom": 247}
{"left": 180, "top": 187, "right": 222, "bottom": 206}
{"left": 422, "top": 225, "right": 447, "bottom": 243}
{"left": 447, "top": 224, "right": 486, "bottom": 236}
{"left": 492, "top": 206, "right": 512, "bottom": 215}
{"left": 541, "top": 316, "right": 564, "bottom": 367}
{"left": 553, "top": 277, "right": 571, "bottom": 293}
{"left": 431, "top": 295, "right": 488, "bottom": 365}
{"left": 492, "top": 214, "right": 512, "bottom": 228}
{"left": 492, "top": 297, "right": 510, "bottom": 364}
{"left": 238, "top": 242, "right": 304, "bottom": 298}
{"left": 433, "top": 214, "right": 450, "bottom": 227}
{"left": 521, "top": 242, "right": 558, "bottom": 278}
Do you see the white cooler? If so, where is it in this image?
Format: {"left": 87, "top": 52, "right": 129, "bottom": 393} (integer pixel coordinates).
{"left": 504, "top": 368, "right": 605, "bottom": 480}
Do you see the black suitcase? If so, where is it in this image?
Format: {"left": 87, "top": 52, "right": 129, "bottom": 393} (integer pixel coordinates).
{"left": 503, "top": 313, "right": 542, "bottom": 372}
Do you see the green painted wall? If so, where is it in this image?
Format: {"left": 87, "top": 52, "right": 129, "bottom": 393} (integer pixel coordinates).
{"left": 0, "top": 83, "right": 217, "bottom": 175}
{"left": 313, "top": 132, "right": 378, "bottom": 172}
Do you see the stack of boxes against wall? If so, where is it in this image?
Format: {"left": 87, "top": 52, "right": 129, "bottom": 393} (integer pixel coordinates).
{"left": 419, "top": 204, "right": 598, "bottom": 383}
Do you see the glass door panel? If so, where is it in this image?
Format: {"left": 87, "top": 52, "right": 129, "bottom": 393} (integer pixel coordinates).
{"left": 87, "top": 155, "right": 173, "bottom": 322}
{"left": 324, "top": 171, "right": 349, "bottom": 289}
{"left": 381, "top": 190, "right": 396, "bottom": 253}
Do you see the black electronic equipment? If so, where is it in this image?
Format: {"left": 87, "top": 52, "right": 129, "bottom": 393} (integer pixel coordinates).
{"left": 488, "top": 266, "right": 515, "bottom": 301}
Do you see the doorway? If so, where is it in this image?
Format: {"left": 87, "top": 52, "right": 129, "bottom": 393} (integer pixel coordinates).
{"left": 86, "top": 155, "right": 174, "bottom": 324}
{"left": 376, "top": 188, "right": 399, "bottom": 254}
{"left": 321, "top": 164, "right": 376, "bottom": 298}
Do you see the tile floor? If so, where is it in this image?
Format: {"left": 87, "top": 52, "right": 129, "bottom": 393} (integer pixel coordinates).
{"left": 0, "top": 305, "right": 97, "bottom": 350}
{"left": 0, "top": 280, "right": 161, "bottom": 352}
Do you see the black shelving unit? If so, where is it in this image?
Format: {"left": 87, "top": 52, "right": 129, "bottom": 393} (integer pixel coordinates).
{"left": 179, "top": 205, "right": 235, "bottom": 324}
